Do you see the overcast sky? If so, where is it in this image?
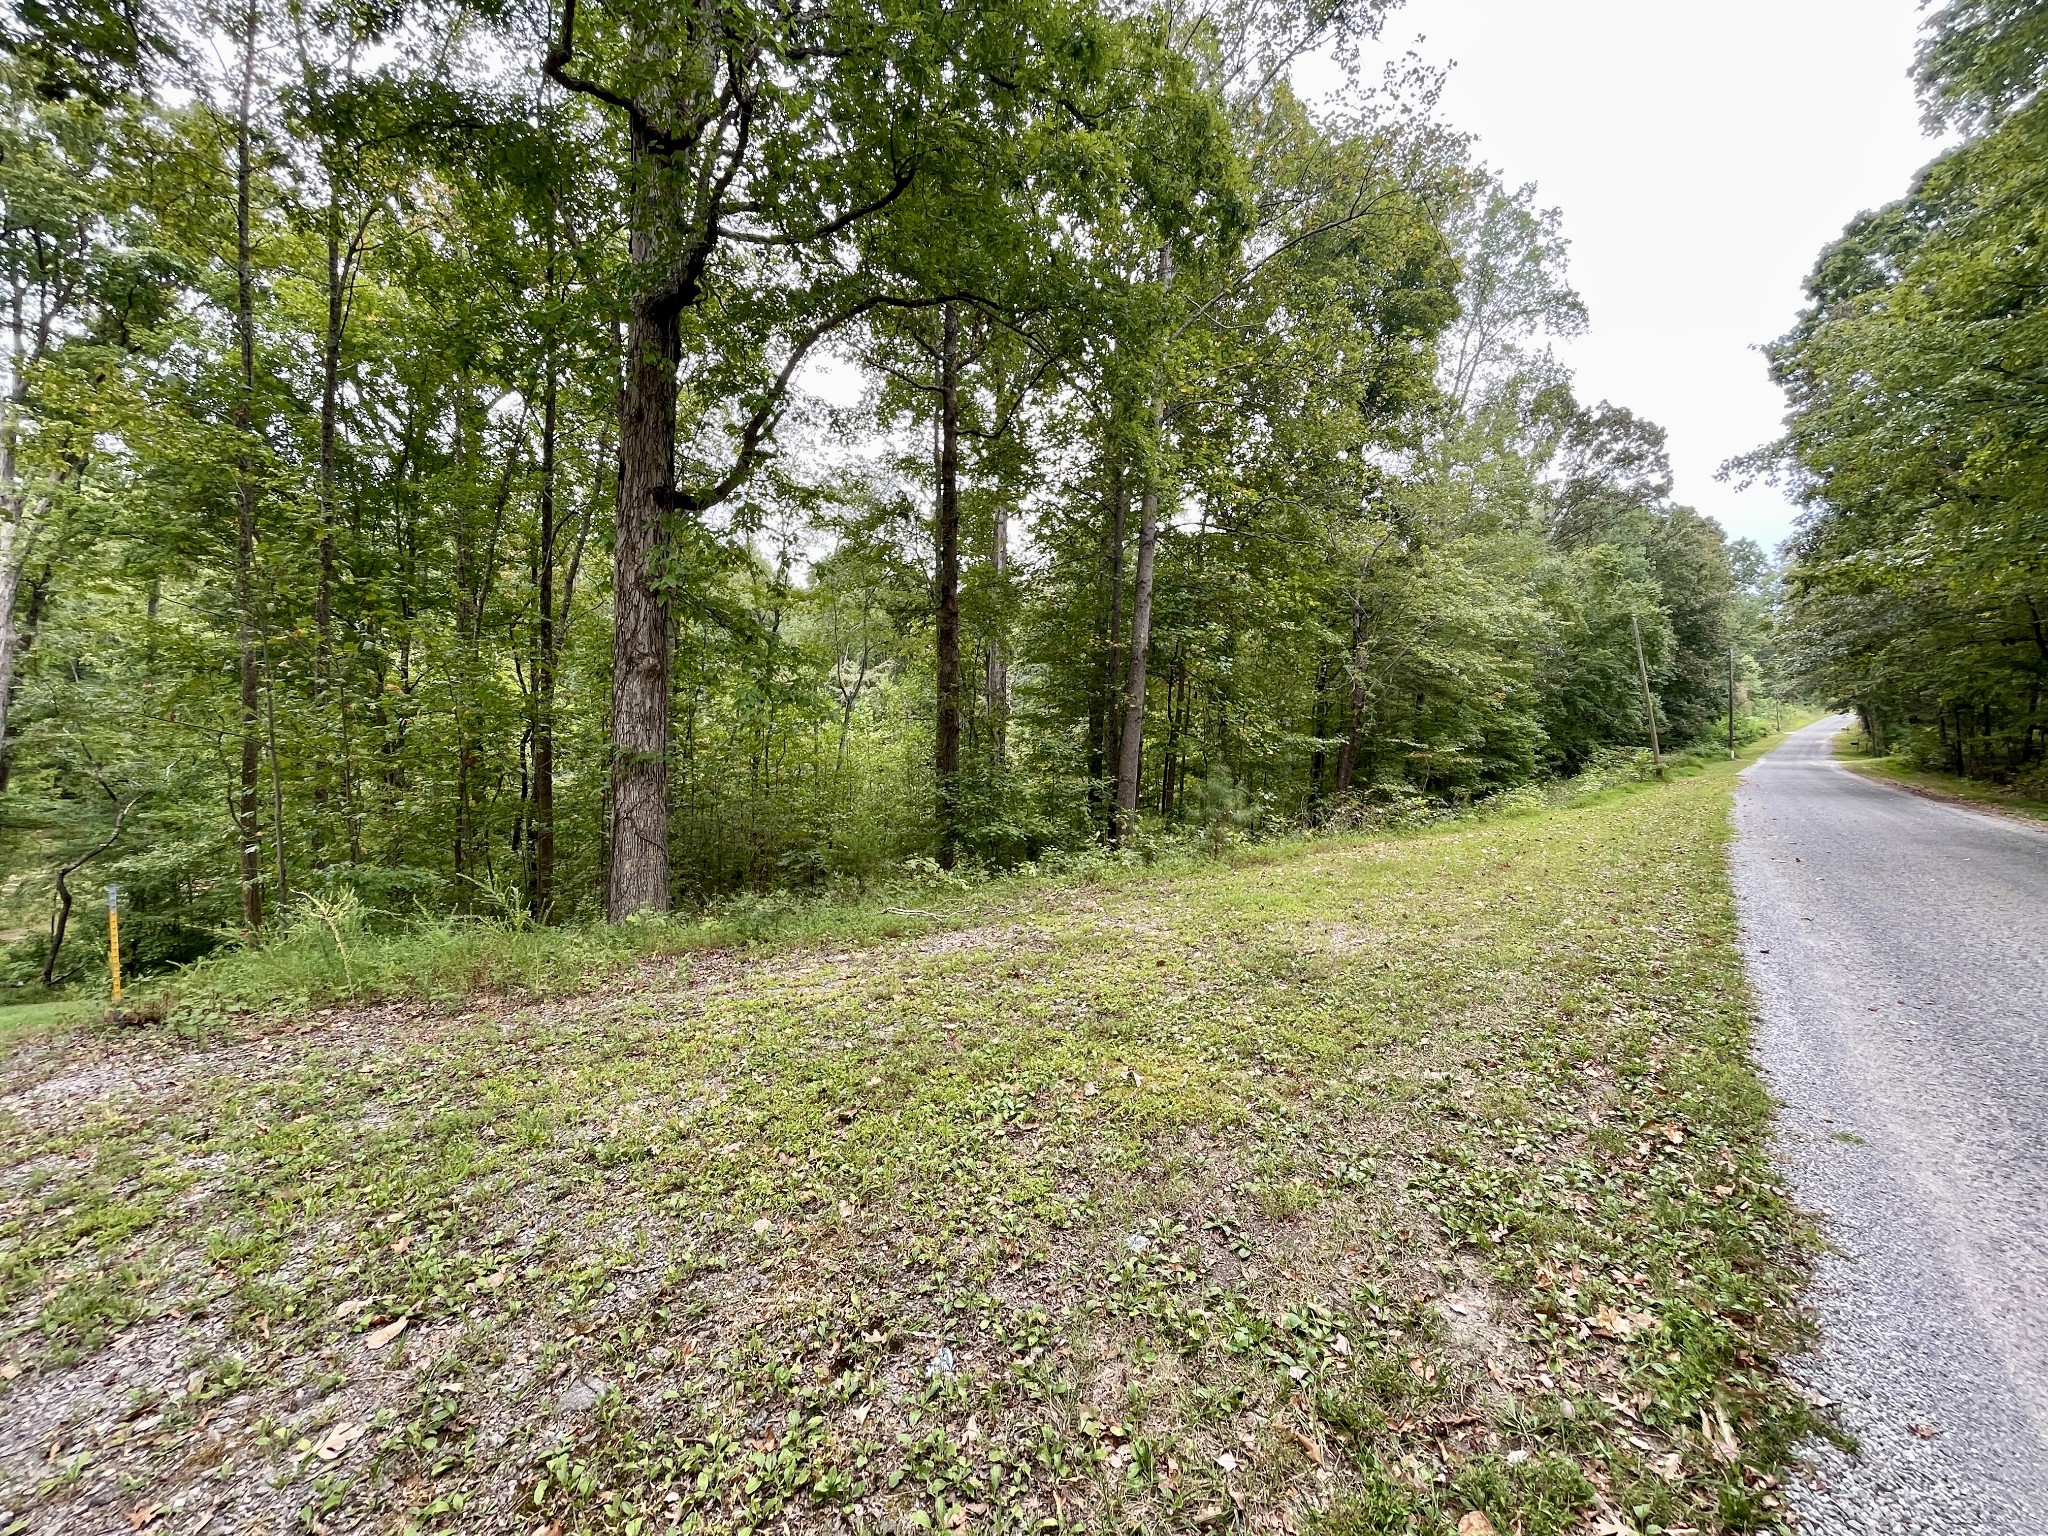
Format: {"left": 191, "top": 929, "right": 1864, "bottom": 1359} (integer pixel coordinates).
{"left": 1334, "top": 0, "right": 1938, "bottom": 553}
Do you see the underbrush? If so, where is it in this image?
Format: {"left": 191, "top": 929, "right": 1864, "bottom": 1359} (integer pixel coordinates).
{"left": 0, "top": 743, "right": 1823, "bottom": 1535}
{"left": 25, "top": 737, "right": 1781, "bottom": 1033}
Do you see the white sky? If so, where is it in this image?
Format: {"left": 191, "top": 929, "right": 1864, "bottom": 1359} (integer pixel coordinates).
{"left": 1342, "top": 0, "right": 1939, "bottom": 553}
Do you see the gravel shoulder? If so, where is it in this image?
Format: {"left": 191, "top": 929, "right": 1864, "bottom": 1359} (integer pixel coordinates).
{"left": 1735, "top": 716, "right": 2048, "bottom": 1529}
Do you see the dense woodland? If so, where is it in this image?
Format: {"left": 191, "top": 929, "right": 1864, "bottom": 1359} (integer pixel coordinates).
{"left": 1769, "top": 0, "right": 2048, "bottom": 784}
{"left": 0, "top": 0, "right": 1775, "bottom": 985}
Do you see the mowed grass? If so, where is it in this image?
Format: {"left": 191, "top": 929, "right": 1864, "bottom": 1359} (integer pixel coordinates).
{"left": 0, "top": 759, "right": 1819, "bottom": 1536}
{"left": 0, "top": 1000, "right": 91, "bottom": 1052}
{"left": 1834, "top": 732, "right": 2048, "bottom": 828}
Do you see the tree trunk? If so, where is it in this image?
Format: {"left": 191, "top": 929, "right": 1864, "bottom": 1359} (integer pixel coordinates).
{"left": 0, "top": 284, "right": 30, "bottom": 790}
{"left": 233, "top": 6, "right": 264, "bottom": 933}
{"left": 607, "top": 266, "right": 682, "bottom": 917}
{"left": 312, "top": 201, "right": 342, "bottom": 858}
{"left": 1308, "top": 652, "right": 1329, "bottom": 811}
{"left": 1335, "top": 587, "right": 1365, "bottom": 793}
{"left": 984, "top": 492, "right": 1008, "bottom": 771}
{"left": 934, "top": 301, "right": 962, "bottom": 868}
{"left": 530, "top": 345, "right": 558, "bottom": 919}
{"left": 1112, "top": 404, "right": 1163, "bottom": 835}
{"left": 1093, "top": 457, "right": 1127, "bottom": 833}
{"left": 0, "top": 523, "right": 20, "bottom": 793}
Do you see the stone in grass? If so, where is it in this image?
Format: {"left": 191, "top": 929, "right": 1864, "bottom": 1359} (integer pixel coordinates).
{"left": 559, "top": 1376, "right": 609, "bottom": 1413}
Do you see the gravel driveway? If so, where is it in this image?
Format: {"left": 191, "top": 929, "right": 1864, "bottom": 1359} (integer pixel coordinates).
{"left": 1734, "top": 715, "right": 2048, "bottom": 1528}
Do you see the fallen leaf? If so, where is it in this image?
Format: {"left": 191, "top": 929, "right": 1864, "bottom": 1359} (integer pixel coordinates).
{"left": 125, "top": 1506, "right": 160, "bottom": 1531}
{"left": 1457, "top": 1514, "right": 1497, "bottom": 1536}
{"left": 1212, "top": 1451, "right": 1237, "bottom": 1473}
{"left": 478, "top": 1269, "right": 507, "bottom": 1291}
{"left": 0, "top": 1362, "right": 19, "bottom": 1381}
{"left": 364, "top": 1317, "right": 409, "bottom": 1349}
{"left": 316, "top": 1421, "right": 366, "bottom": 1461}
{"left": 1592, "top": 1305, "right": 1634, "bottom": 1339}
{"left": 1192, "top": 1507, "right": 1227, "bottom": 1528}
{"left": 1908, "top": 1423, "right": 1941, "bottom": 1439}
{"left": 1285, "top": 1426, "right": 1323, "bottom": 1465}
{"left": 334, "top": 1298, "right": 370, "bottom": 1319}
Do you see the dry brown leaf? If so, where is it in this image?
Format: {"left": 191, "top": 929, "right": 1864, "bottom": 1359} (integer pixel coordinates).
{"left": 334, "top": 1298, "right": 370, "bottom": 1319}
{"left": 364, "top": 1316, "right": 409, "bottom": 1349}
{"left": 478, "top": 1269, "right": 507, "bottom": 1291}
{"left": 125, "top": 1506, "right": 160, "bottom": 1531}
{"left": 1456, "top": 1514, "right": 1497, "bottom": 1536}
{"left": 1285, "top": 1427, "right": 1323, "bottom": 1465}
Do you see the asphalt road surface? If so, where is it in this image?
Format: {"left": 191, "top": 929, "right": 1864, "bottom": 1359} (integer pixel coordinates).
{"left": 1734, "top": 715, "right": 2048, "bottom": 1529}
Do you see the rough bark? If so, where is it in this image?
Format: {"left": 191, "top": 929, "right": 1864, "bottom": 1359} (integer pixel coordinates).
{"left": 0, "top": 299, "right": 30, "bottom": 788}
{"left": 1335, "top": 587, "right": 1365, "bottom": 793}
{"left": 984, "top": 491, "right": 1008, "bottom": 770}
{"left": 607, "top": 278, "right": 683, "bottom": 918}
{"left": 232, "top": 7, "right": 264, "bottom": 932}
{"left": 1092, "top": 457, "right": 1126, "bottom": 833}
{"left": 934, "top": 301, "right": 962, "bottom": 868}
{"left": 1307, "top": 652, "right": 1329, "bottom": 809}
{"left": 530, "top": 348, "right": 558, "bottom": 919}
{"left": 1112, "top": 436, "right": 1160, "bottom": 834}
{"left": 0, "top": 523, "right": 23, "bottom": 791}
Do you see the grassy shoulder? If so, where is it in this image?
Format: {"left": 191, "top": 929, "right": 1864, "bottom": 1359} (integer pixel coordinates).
{"left": 0, "top": 751, "right": 1819, "bottom": 1536}
{"left": 0, "top": 999, "right": 90, "bottom": 1052}
{"left": 1833, "top": 728, "right": 2048, "bottom": 827}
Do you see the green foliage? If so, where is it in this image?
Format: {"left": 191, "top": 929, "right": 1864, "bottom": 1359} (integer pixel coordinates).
{"left": 1766, "top": 7, "right": 2048, "bottom": 787}
{"left": 0, "top": 753, "right": 1820, "bottom": 1533}
{"left": 0, "top": 0, "right": 1772, "bottom": 990}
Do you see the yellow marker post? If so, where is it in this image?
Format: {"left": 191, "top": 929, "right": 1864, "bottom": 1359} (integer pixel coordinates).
{"left": 106, "top": 884, "right": 122, "bottom": 1005}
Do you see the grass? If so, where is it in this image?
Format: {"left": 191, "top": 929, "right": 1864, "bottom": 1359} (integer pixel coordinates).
{"left": 0, "top": 749, "right": 1821, "bottom": 1536}
{"left": 1832, "top": 728, "right": 2048, "bottom": 827}
{"left": 0, "top": 999, "right": 91, "bottom": 1051}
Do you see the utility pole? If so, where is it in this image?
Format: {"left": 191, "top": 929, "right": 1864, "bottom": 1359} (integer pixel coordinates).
{"left": 1631, "top": 613, "right": 1663, "bottom": 775}
{"left": 1728, "top": 645, "right": 1737, "bottom": 759}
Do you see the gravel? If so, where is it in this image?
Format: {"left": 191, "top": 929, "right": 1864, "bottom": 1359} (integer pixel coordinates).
{"left": 1734, "top": 715, "right": 2048, "bottom": 1528}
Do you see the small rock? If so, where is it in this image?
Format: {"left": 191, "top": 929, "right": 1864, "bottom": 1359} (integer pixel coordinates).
{"left": 558, "top": 1375, "right": 609, "bottom": 1413}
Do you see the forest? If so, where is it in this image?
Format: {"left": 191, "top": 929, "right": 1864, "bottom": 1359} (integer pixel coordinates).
{"left": 0, "top": 0, "right": 1775, "bottom": 989}
{"left": 1768, "top": 0, "right": 2048, "bottom": 786}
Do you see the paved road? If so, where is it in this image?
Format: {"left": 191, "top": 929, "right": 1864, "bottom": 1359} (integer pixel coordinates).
{"left": 1734, "top": 715, "right": 2048, "bottom": 1529}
